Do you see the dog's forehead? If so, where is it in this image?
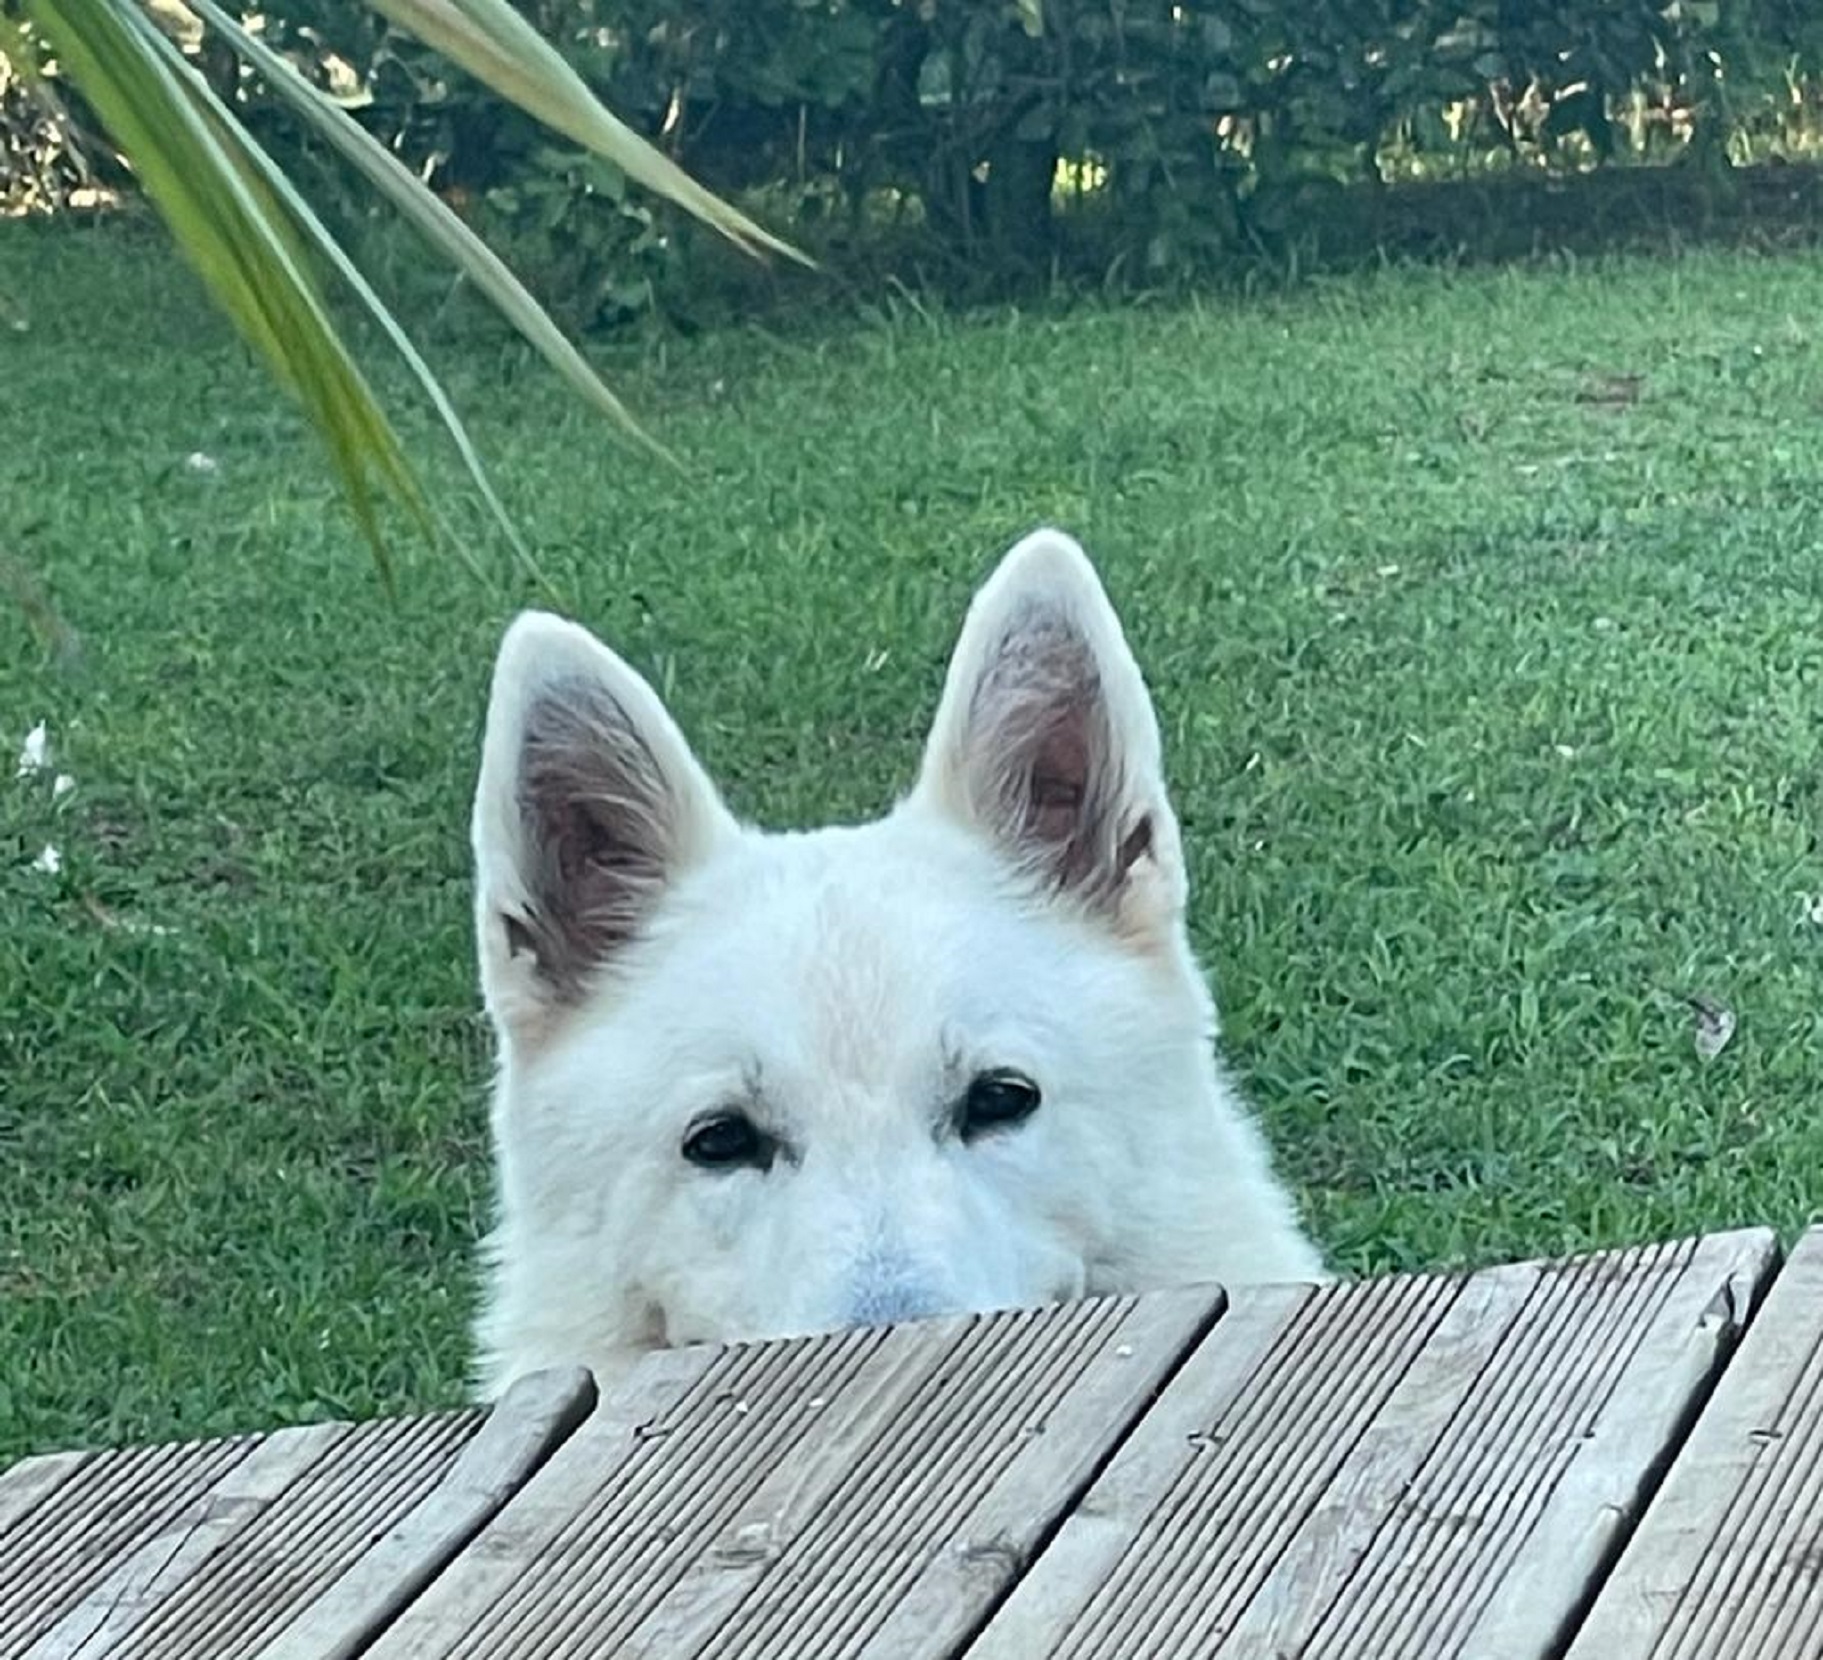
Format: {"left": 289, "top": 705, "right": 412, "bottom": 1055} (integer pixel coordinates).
{"left": 653, "top": 818, "right": 1038, "bottom": 1082}
{"left": 745, "top": 833, "right": 977, "bottom": 1043}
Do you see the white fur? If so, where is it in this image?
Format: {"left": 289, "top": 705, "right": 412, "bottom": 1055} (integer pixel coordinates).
{"left": 469, "top": 529, "right": 1323, "bottom": 1398}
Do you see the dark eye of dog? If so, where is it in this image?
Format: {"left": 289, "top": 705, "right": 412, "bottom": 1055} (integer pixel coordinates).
{"left": 959, "top": 1070, "right": 1042, "bottom": 1141}
{"left": 683, "top": 1112, "right": 772, "bottom": 1172}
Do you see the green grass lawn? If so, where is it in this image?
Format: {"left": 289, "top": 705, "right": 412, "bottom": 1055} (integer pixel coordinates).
{"left": 4, "top": 224, "right": 1822, "bottom": 1462}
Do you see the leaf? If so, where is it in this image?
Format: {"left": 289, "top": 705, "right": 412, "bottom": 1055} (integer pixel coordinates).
{"left": 1688, "top": 993, "right": 1737, "bottom": 1063}
{"left": 190, "top": 0, "right": 657, "bottom": 460}
{"left": 1201, "top": 15, "right": 1235, "bottom": 57}
{"left": 1014, "top": 103, "right": 1054, "bottom": 141}
{"left": 1203, "top": 71, "right": 1245, "bottom": 112}
{"left": 1576, "top": 371, "right": 1644, "bottom": 410}
{"left": 180, "top": 1, "right": 679, "bottom": 580}
{"left": 0, "top": 14, "right": 42, "bottom": 83}
{"left": 28, "top": 0, "right": 428, "bottom": 582}
{"left": 138, "top": 2, "right": 557, "bottom": 579}
{"left": 366, "top": 0, "right": 811, "bottom": 267}
{"left": 31, "top": 0, "right": 809, "bottom": 587}
{"left": 917, "top": 48, "right": 954, "bottom": 109}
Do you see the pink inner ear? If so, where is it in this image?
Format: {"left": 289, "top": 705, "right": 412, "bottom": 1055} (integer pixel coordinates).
{"left": 957, "top": 605, "right": 1158, "bottom": 911}
{"left": 557, "top": 799, "right": 620, "bottom": 883}
{"left": 509, "top": 685, "right": 673, "bottom": 1002}
{"left": 1026, "top": 714, "right": 1091, "bottom": 845}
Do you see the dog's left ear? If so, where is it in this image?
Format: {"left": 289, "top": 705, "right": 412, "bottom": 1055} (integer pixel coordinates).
{"left": 472, "top": 611, "right": 739, "bottom": 1049}
{"left": 911, "top": 528, "right": 1188, "bottom": 945}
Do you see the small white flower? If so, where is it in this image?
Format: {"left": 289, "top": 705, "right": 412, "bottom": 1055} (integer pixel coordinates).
{"left": 185, "top": 451, "right": 220, "bottom": 475}
{"left": 51, "top": 773, "right": 74, "bottom": 801}
{"left": 16, "top": 721, "right": 47, "bottom": 778}
{"left": 30, "top": 844, "right": 61, "bottom": 875}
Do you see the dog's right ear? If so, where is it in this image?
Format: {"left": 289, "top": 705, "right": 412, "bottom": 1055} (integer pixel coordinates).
{"left": 472, "top": 612, "right": 737, "bottom": 1046}
{"left": 910, "top": 529, "right": 1189, "bottom": 950}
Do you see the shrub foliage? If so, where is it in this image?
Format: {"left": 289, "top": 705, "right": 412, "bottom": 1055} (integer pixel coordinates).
{"left": 7, "top": 1, "right": 1823, "bottom": 307}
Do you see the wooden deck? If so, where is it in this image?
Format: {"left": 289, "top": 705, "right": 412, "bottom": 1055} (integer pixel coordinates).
{"left": 5, "top": 1226, "right": 1821, "bottom": 1658}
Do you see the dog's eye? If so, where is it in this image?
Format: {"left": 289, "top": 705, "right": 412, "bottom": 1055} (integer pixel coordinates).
{"left": 683, "top": 1112, "right": 772, "bottom": 1172}
{"left": 959, "top": 1070, "right": 1042, "bottom": 1141}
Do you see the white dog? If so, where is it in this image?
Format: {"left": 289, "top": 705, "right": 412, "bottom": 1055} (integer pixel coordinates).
{"left": 469, "top": 529, "right": 1323, "bottom": 1398}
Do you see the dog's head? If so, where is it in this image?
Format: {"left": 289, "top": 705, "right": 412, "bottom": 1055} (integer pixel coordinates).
{"left": 470, "top": 530, "right": 1313, "bottom": 1393}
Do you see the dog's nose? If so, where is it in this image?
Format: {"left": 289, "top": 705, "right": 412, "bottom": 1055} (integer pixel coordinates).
{"left": 846, "top": 1285, "right": 947, "bottom": 1326}
{"left": 844, "top": 1276, "right": 949, "bottom": 1329}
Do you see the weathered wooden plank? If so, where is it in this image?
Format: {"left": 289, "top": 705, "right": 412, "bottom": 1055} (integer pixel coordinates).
{"left": 724, "top": 1286, "right": 1223, "bottom": 1660}
{"left": 256, "top": 1365, "right": 596, "bottom": 1660}
{"left": 114, "top": 1408, "right": 489, "bottom": 1660}
{"left": 1566, "top": 1227, "right": 1823, "bottom": 1660}
{"left": 22, "top": 1423, "right": 349, "bottom": 1660}
{"left": 367, "top": 1286, "right": 1224, "bottom": 1659}
{"left": 0, "top": 1395, "right": 509, "bottom": 1660}
{"left": 959, "top": 1283, "right": 1315, "bottom": 1658}
{"left": 0, "top": 1450, "right": 89, "bottom": 1537}
{"left": 969, "top": 1228, "right": 1776, "bottom": 1660}
{"left": 0, "top": 1435, "right": 260, "bottom": 1657}
{"left": 358, "top": 1343, "right": 729, "bottom": 1657}
{"left": 1450, "top": 1234, "right": 1772, "bottom": 1658}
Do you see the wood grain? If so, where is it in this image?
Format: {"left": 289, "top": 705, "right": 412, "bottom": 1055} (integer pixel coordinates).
{"left": 369, "top": 1289, "right": 1223, "bottom": 1659}
{"left": 970, "top": 1229, "right": 1776, "bottom": 1659}
{"left": 1568, "top": 1227, "right": 1823, "bottom": 1659}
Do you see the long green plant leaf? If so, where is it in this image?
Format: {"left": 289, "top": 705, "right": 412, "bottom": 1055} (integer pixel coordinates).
{"left": 28, "top": 0, "right": 427, "bottom": 580}
{"left": 367, "top": 0, "right": 812, "bottom": 267}
{"left": 183, "top": 0, "right": 663, "bottom": 467}
{"left": 21, "top": 0, "right": 804, "bottom": 583}
{"left": 131, "top": 0, "right": 554, "bottom": 578}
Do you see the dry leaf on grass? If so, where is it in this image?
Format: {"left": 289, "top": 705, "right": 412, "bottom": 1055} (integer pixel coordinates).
{"left": 1687, "top": 993, "right": 1737, "bottom": 1062}
{"left": 1576, "top": 372, "right": 1644, "bottom": 409}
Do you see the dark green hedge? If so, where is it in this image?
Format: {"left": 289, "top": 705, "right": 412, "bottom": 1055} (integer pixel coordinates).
{"left": 336, "top": 2, "right": 1823, "bottom": 291}
{"left": 11, "top": 2, "right": 1823, "bottom": 308}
